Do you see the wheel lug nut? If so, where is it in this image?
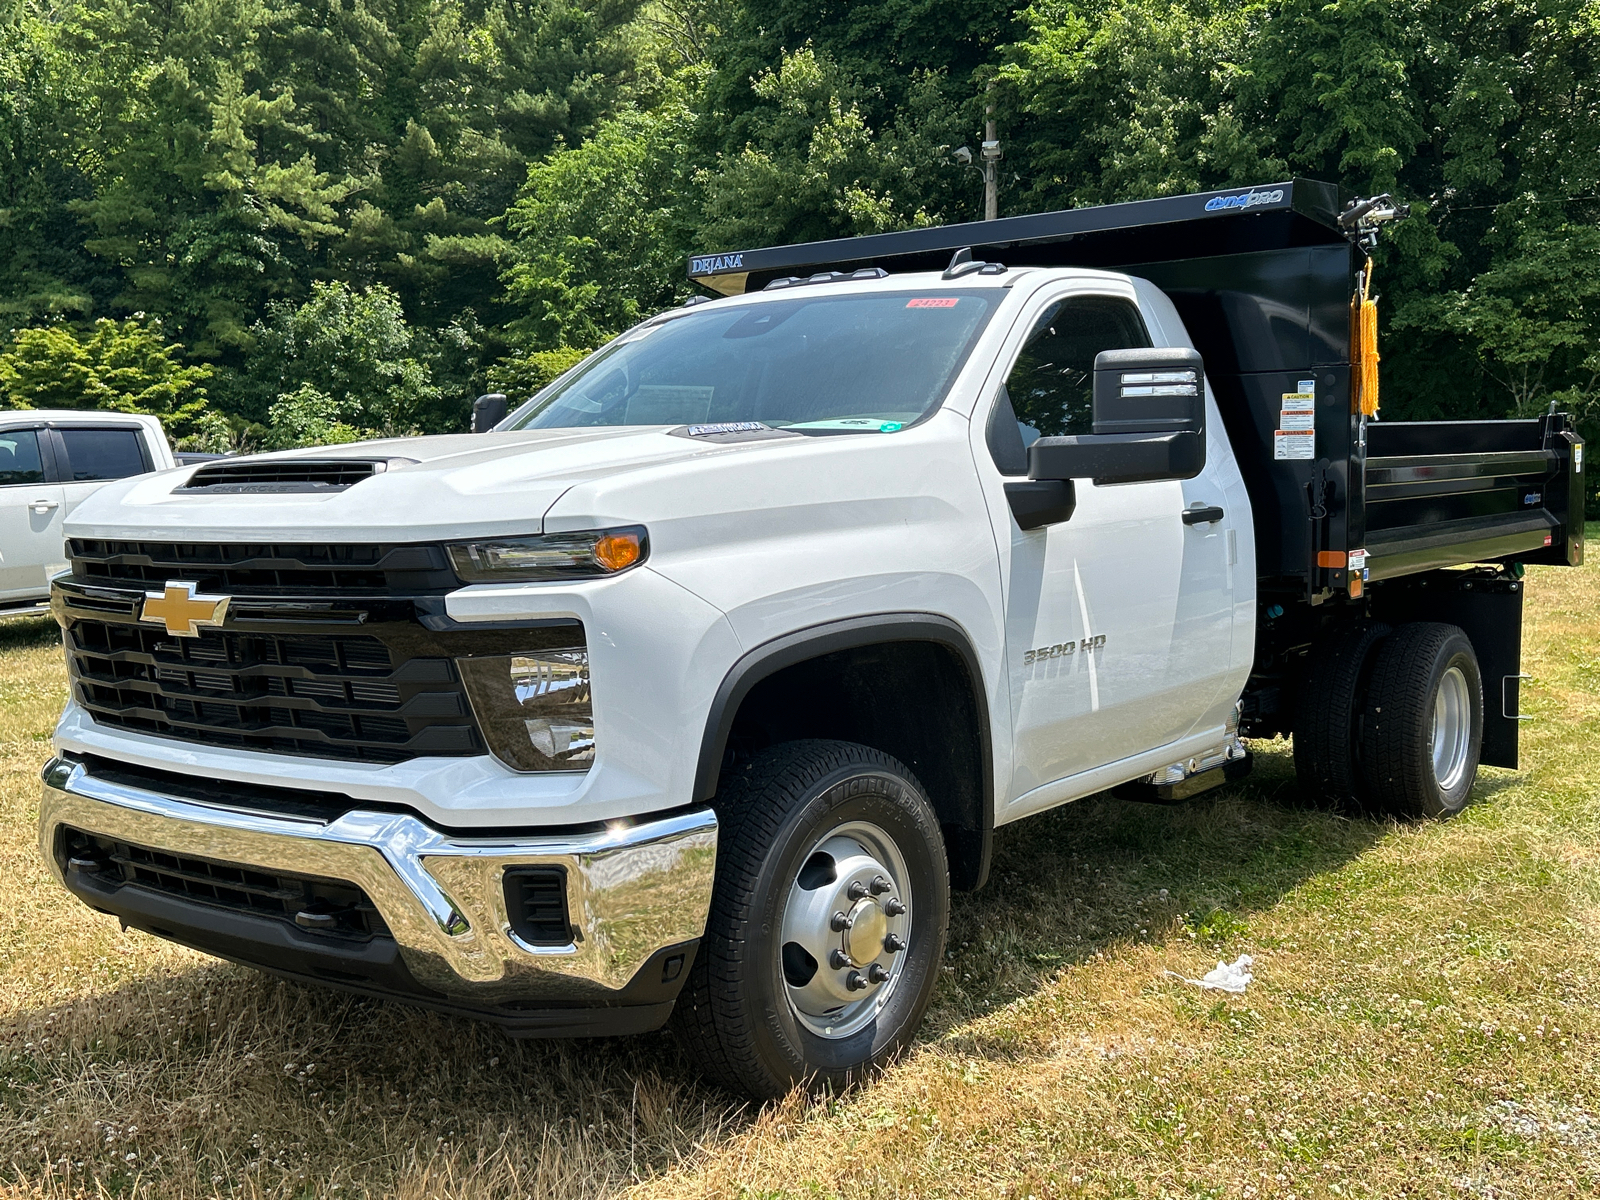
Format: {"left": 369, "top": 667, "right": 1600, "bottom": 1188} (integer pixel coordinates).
{"left": 884, "top": 933, "right": 906, "bottom": 953}
{"left": 846, "top": 881, "right": 869, "bottom": 900}
{"left": 867, "top": 963, "right": 889, "bottom": 984}
{"left": 870, "top": 874, "right": 892, "bottom": 895}
{"left": 884, "top": 898, "right": 906, "bottom": 916}
{"left": 846, "top": 970, "right": 867, "bottom": 991}
{"left": 829, "top": 910, "right": 849, "bottom": 931}
{"left": 828, "top": 949, "right": 850, "bottom": 970}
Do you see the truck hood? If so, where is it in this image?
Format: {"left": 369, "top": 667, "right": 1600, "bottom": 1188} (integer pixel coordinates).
{"left": 65, "top": 427, "right": 785, "bottom": 543}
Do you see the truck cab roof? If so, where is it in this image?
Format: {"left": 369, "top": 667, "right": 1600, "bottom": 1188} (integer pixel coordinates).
{"left": 0, "top": 409, "right": 166, "bottom": 430}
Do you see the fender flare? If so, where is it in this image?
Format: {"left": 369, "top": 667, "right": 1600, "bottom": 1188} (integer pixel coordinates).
{"left": 693, "top": 612, "right": 995, "bottom": 889}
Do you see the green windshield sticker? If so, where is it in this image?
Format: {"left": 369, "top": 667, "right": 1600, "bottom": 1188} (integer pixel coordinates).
{"left": 879, "top": 422, "right": 903, "bottom": 432}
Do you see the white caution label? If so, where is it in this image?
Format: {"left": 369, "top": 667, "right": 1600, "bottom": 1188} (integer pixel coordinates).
{"left": 1274, "top": 429, "right": 1316, "bottom": 460}
{"left": 1281, "top": 392, "right": 1316, "bottom": 410}
{"left": 1278, "top": 410, "right": 1315, "bottom": 431}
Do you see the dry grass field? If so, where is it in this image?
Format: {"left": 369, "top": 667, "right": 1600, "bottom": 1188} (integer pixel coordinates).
{"left": 1, "top": 531, "right": 1596, "bottom": 1199}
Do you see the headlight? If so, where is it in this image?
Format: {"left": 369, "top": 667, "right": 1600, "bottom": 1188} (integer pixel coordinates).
{"left": 457, "top": 649, "right": 596, "bottom": 772}
{"left": 448, "top": 526, "right": 648, "bottom": 582}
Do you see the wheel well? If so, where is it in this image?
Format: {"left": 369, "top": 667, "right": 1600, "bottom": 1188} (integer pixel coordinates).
{"left": 708, "top": 638, "right": 992, "bottom": 891}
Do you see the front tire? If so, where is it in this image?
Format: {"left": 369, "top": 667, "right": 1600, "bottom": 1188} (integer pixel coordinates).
{"left": 1360, "top": 622, "right": 1484, "bottom": 817}
{"left": 673, "top": 740, "right": 950, "bottom": 1099}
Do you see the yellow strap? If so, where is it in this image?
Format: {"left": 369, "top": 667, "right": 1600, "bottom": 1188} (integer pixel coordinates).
{"left": 1356, "top": 261, "right": 1380, "bottom": 416}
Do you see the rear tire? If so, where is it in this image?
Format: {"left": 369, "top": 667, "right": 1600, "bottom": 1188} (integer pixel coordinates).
{"left": 1293, "top": 620, "right": 1390, "bottom": 808}
{"left": 673, "top": 740, "right": 950, "bottom": 1099}
{"left": 1359, "top": 623, "right": 1483, "bottom": 818}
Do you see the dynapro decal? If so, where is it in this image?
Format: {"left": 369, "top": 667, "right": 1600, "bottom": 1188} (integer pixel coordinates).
{"left": 1023, "top": 634, "right": 1106, "bottom": 666}
{"left": 690, "top": 253, "right": 745, "bottom": 274}
{"left": 1204, "top": 188, "right": 1286, "bottom": 212}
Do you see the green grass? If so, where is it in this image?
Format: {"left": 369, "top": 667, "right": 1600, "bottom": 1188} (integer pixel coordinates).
{"left": 0, "top": 530, "right": 1596, "bottom": 1198}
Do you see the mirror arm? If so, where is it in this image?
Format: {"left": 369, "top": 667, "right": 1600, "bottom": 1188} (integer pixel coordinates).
{"left": 1004, "top": 479, "right": 1076, "bottom": 529}
{"left": 1028, "top": 430, "right": 1205, "bottom": 485}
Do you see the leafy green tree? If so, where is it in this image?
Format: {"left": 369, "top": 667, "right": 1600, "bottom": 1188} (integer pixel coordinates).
{"left": 0, "top": 8, "right": 108, "bottom": 323}
{"left": 487, "top": 344, "right": 590, "bottom": 400}
{"left": 696, "top": 47, "right": 944, "bottom": 247}
{"left": 359, "top": 0, "right": 651, "bottom": 324}
{"left": 0, "top": 317, "right": 211, "bottom": 431}
{"left": 246, "top": 281, "right": 444, "bottom": 440}
{"left": 57, "top": 0, "right": 358, "bottom": 355}
{"left": 263, "top": 382, "right": 368, "bottom": 448}
{"left": 502, "top": 93, "right": 700, "bottom": 349}
{"left": 703, "top": 0, "right": 1009, "bottom": 151}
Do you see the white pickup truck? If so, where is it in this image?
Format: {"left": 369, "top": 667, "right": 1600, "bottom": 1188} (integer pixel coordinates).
{"left": 38, "top": 182, "right": 1584, "bottom": 1098}
{"left": 0, "top": 410, "right": 175, "bottom": 612}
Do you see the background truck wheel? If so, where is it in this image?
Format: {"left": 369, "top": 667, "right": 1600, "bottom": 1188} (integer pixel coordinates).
{"left": 673, "top": 739, "right": 950, "bottom": 1099}
{"left": 1360, "top": 623, "right": 1484, "bottom": 818}
{"left": 1293, "top": 620, "right": 1390, "bottom": 809}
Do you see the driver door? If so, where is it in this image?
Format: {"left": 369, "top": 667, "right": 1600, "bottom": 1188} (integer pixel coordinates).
{"left": 982, "top": 288, "right": 1236, "bottom": 805}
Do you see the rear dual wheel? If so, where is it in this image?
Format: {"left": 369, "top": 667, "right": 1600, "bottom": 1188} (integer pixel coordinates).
{"left": 1295, "top": 620, "right": 1484, "bottom": 817}
{"left": 674, "top": 740, "right": 949, "bottom": 1099}
{"left": 1361, "top": 623, "right": 1484, "bottom": 817}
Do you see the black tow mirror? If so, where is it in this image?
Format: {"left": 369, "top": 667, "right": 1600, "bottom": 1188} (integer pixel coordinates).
{"left": 472, "top": 393, "right": 509, "bottom": 433}
{"left": 1090, "top": 347, "right": 1204, "bottom": 435}
{"left": 1028, "top": 348, "right": 1206, "bottom": 485}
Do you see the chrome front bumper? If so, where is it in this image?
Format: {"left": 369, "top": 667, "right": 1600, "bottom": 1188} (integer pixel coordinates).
{"left": 40, "top": 757, "right": 717, "bottom": 1030}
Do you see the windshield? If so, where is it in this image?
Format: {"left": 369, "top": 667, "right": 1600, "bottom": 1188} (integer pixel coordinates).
{"left": 505, "top": 290, "right": 998, "bottom": 433}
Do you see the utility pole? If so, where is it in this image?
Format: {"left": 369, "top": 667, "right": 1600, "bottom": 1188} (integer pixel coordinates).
{"left": 982, "top": 83, "right": 1001, "bottom": 220}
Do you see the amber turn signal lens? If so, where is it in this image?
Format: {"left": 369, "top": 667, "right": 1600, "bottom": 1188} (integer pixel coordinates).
{"left": 1348, "top": 575, "right": 1364, "bottom": 599}
{"left": 593, "top": 531, "right": 643, "bottom": 572}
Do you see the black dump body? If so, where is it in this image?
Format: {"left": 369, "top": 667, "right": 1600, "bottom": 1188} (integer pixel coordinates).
{"left": 688, "top": 180, "right": 1586, "bottom": 603}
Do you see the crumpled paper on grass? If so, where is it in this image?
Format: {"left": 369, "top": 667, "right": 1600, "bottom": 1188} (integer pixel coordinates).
{"left": 1165, "top": 953, "right": 1253, "bottom": 994}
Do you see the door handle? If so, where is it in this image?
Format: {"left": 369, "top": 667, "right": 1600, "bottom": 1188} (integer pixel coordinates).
{"left": 1182, "top": 504, "right": 1225, "bottom": 525}
{"left": 29, "top": 499, "right": 60, "bottom": 513}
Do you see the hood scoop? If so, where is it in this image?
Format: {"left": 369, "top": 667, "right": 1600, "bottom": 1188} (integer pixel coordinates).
{"left": 178, "top": 458, "right": 412, "bottom": 495}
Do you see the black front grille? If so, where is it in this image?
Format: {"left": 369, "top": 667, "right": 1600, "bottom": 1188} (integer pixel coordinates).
{"left": 504, "top": 867, "right": 572, "bottom": 945}
{"left": 68, "top": 539, "right": 460, "bottom": 595}
{"left": 56, "top": 537, "right": 585, "bottom": 764}
{"left": 180, "top": 458, "right": 390, "bottom": 494}
{"left": 59, "top": 826, "right": 387, "bottom": 941}
{"left": 66, "top": 617, "right": 482, "bottom": 763}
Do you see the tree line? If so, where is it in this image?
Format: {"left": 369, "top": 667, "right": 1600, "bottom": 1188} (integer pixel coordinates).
{"left": 0, "top": 0, "right": 1596, "bottom": 496}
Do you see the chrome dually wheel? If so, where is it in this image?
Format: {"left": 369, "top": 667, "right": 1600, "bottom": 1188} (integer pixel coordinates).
{"left": 673, "top": 740, "right": 950, "bottom": 1099}
{"left": 1361, "top": 622, "right": 1483, "bottom": 818}
{"left": 1431, "top": 664, "right": 1474, "bottom": 792}
{"left": 780, "top": 821, "right": 912, "bottom": 1039}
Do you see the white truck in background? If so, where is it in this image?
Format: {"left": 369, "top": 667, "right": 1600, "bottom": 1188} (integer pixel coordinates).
{"left": 36, "top": 182, "right": 1584, "bottom": 1099}
{"left": 0, "top": 411, "right": 174, "bottom": 612}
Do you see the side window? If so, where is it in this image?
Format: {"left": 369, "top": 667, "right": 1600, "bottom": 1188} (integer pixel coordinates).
{"left": 0, "top": 429, "right": 45, "bottom": 486}
{"left": 57, "top": 428, "right": 148, "bottom": 482}
{"left": 1005, "top": 295, "right": 1151, "bottom": 440}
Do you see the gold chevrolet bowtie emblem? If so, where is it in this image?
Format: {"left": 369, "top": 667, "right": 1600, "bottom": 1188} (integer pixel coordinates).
{"left": 139, "top": 580, "right": 231, "bottom": 638}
